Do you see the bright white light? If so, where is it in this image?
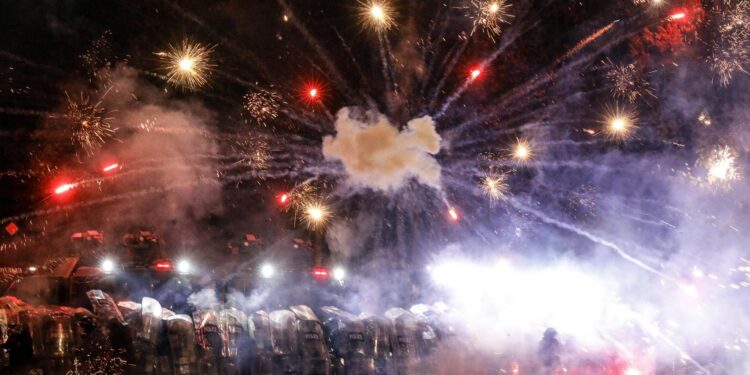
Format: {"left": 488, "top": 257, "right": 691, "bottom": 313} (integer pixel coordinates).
{"left": 178, "top": 58, "right": 194, "bottom": 72}
{"left": 428, "top": 258, "right": 626, "bottom": 346}
{"left": 101, "top": 258, "right": 115, "bottom": 274}
{"left": 27, "top": 266, "right": 37, "bottom": 272}
{"left": 176, "top": 259, "right": 192, "bottom": 275}
{"left": 260, "top": 263, "right": 275, "bottom": 279}
{"left": 332, "top": 266, "right": 346, "bottom": 281}
{"left": 625, "top": 368, "right": 642, "bottom": 375}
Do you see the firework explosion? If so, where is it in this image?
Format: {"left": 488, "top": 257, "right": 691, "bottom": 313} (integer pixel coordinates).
{"left": 481, "top": 174, "right": 509, "bottom": 202}
{"left": 603, "top": 104, "right": 638, "bottom": 140}
{"left": 704, "top": 145, "right": 741, "bottom": 188}
{"left": 1, "top": 0, "right": 750, "bottom": 372}
{"left": 157, "top": 39, "right": 214, "bottom": 90}
{"left": 65, "top": 92, "right": 115, "bottom": 155}
{"left": 709, "top": 0, "right": 750, "bottom": 85}
{"left": 604, "top": 60, "right": 655, "bottom": 103}
{"left": 467, "top": 0, "right": 513, "bottom": 39}
{"left": 243, "top": 88, "right": 283, "bottom": 126}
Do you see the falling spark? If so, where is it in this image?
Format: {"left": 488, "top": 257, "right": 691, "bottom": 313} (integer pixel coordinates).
{"left": 65, "top": 92, "right": 115, "bottom": 155}
{"left": 468, "top": 0, "right": 513, "bottom": 40}
{"left": 361, "top": 1, "right": 394, "bottom": 30}
{"left": 603, "top": 105, "right": 638, "bottom": 140}
{"left": 157, "top": 39, "right": 214, "bottom": 89}
{"left": 705, "top": 145, "right": 741, "bottom": 187}
{"left": 481, "top": 174, "right": 509, "bottom": 201}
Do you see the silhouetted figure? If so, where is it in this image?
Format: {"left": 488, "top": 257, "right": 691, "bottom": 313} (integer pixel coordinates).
{"left": 2, "top": 324, "right": 33, "bottom": 374}
{"left": 538, "top": 327, "right": 561, "bottom": 373}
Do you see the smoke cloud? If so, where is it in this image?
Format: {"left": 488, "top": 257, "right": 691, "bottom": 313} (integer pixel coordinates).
{"left": 322, "top": 107, "right": 442, "bottom": 192}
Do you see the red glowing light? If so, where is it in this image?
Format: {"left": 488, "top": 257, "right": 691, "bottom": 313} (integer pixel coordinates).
{"left": 54, "top": 183, "right": 77, "bottom": 195}
{"left": 312, "top": 266, "right": 330, "bottom": 280}
{"left": 448, "top": 207, "right": 459, "bottom": 221}
{"left": 470, "top": 69, "right": 481, "bottom": 80}
{"left": 669, "top": 11, "right": 686, "bottom": 21}
{"left": 279, "top": 193, "right": 289, "bottom": 204}
{"left": 153, "top": 259, "right": 173, "bottom": 271}
{"left": 102, "top": 162, "right": 120, "bottom": 173}
{"left": 308, "top": 88, "right": 318, "bottom": 98}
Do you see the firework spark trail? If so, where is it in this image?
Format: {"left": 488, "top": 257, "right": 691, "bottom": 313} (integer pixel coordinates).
{"left": 635, "top": 316, "right": 709, "bottom": 372}
{"left": 276, "top": 0, "right": 357, "bottom": 102}
{"left": 419, "top": 3, "right": 454, "bottom": 98}
{"left": 427, "top": 37, "right": 472, "bottom": 111}
{"left": 0, "top": 107, "right": 56, "bottom": 117}
{"left": 377, "top": 32, "right": 396, "bottom": 103}
{"left": 0, "top": 50, "right": 65, "bottom": 75}
{"left": 450, "top": 22, "right": 632, "bottom": 133}
{"left": 508, "top": 198, "right": 670, "bottom": 279}
{"left": 331, "top": 27, "right": 378, "bottom": 108}
{"left": 433, "top": 20, "right": 535, "bottom": 118}
{"left": 0, "top": 180, "right": 211, "bottom": 226}
{"left": 556, "top": 22, "right": 617, "bottom": 64}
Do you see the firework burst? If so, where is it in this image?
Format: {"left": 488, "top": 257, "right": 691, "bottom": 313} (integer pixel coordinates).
{"left": 481, "top": 174, "right": 510, "bottom": 202}
{"left": 704, "top": 145, "right": 741, "bottom": 188}
{"left": 243, "top": 88, "right": 283, "bottom": 126}
{"left": 231, "top": 133, "right": 271, "bottom": 170}
{"left": 302, "top": 199, "right": 331, "bottom": 230}
{"left": 360, "top": 1, "right": 395, "bottom": 31}
{"left": 157, "top": 39, "right": 215, "bottom": 90}
{"left": 65, "top": 92, "right": 115, "bottom": 155}
{"left": 468, "top": 0, "right": 513, "bottom": 40}
{"left": 603, "top": 104, "right": 638, "bottom": 140}
{"left": 511, "top": 139, "right": 533, "bottom": 162}
{"left": 604, "top": 60, "right": 655, "bottom": 103}
{"left": 709, "top": 0, "right": 750, "bottom": 86}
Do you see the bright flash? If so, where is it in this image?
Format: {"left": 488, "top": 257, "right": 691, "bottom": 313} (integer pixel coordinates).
{"left": 448, "top": 207, "right": 460, "bottom": 221}
{"left": 101, "top": 258, "right": 115, "bottom": 274}
{"left": 176, "top": 259, "right": 192, "bottom": 275}
{"left": 303, "top": 201, "right": 331, "bottom": 229}
{"left": 603, "top": 105, "right": 637, "bottom": 140}
{"left": 260, "top": 263, "right": 275, "bottom": 279}
{"left": 309, "top": 88, "right": 318, "bottom": 98}
{"left": 158, "top": 39, "right": 214, "bottom": 90}
{"left": 625, "top": 369, "right": 642, "bottom": 375}
{"left": 362, "top": 1, "right": 394, "bottom": 30}
{"left": 332, "top": 266, "right": 346, "bottom": 281}
{"left": 705, "top": 145, "right": 740, "bottom": 187}
{"left": 512, "top": 140, "right": 532, "bottom": 161}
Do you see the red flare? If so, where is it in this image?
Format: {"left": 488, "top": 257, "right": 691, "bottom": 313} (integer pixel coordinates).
{"left": 448, "top": 207, "right": 459, "bottom": 221}
{"left": 54, "top": 183, "right": 77, "bottom": 195}
{"left": 102, "top": 162, "right": 120, "bottom": 173}
{"left": 470, "top": 68, "right": 481, "bottom": 80}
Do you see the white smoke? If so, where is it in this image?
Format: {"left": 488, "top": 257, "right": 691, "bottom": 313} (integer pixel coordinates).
{"left": 322, "top": 107, "right": 442, "bottom": 192}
